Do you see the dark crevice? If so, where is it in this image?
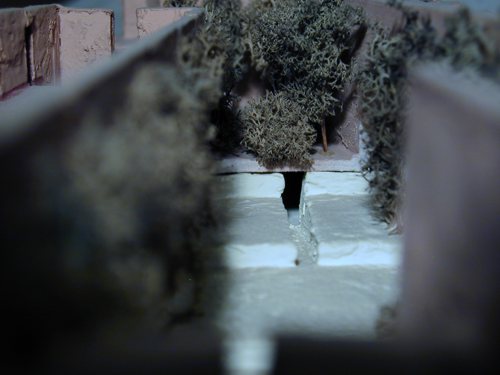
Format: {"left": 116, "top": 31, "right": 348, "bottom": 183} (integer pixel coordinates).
{"left": 281, "top": 172, "right": 305, "bottom": 210}
{"left": 25, "top": 24, "right": 33, "bottom": 86}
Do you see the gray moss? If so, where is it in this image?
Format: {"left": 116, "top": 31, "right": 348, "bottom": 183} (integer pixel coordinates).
{"left": 176, "top": 0, "right": 247, "bottom": 152}
{"left": 246, "top": 0, "right": 363, "bottom": 94}
{"left": 438, "top": 7, "right": 500, "bottom": 78}
{"left": 64, "top": 63, "right": 223, "bottom": 327}
{"left": 241, "top": 0, "right": 365, "bottom": 168}
{"left": 357, "top": 6, "right": 437, "bottom": 225}
{"left": 163, "top": 0, "right": 200, "bottom": 6}
{"left": 3, "top": 61, "right": 225, "bottom": 358}
{"left": 172, "top": 1, "right": 367, "bottom": 168}
{"left": 241, "top": 91, "right": 317, "bottom": 169}
{"left": 177, "top": 0, "right": 246, "bottom": 91}
{"left": 358, "top": 3, "right": 499, "bottom": 226}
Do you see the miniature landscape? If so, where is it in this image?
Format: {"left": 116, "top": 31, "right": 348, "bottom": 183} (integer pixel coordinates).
{"left": 168, "top": 0, "right": 499, "bottom": 225}
{"left": 0, "top": 0, "right": 499, "bottom": 373}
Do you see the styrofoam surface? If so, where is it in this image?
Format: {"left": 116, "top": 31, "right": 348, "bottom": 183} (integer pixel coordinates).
{"left": 301, "top": 173, "right": 401, "bottom": 267}
{"left": 301, "top": 172, "right": 368, "bottom": 198}
{"left": 219, "top": 174, "right": 296, "bottom": 268}
{"left": 218, "top": 173, "right": 285, "bottom": 199}
{"left": 224, "top": 243, "right": 296, "bottom": 269}
{"left": 209, "top": 266, "right": 400, "bottom": 339}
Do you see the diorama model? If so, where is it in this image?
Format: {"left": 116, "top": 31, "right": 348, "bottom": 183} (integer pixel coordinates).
{"left": 1, "top": 1, "right": 498, "bottom": 372}
{"left": 63, "top": 0, "right": 500, "bottom": 331}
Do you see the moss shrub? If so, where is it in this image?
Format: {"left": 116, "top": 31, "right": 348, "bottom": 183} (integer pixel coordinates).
{"left": 4, "top": 62, "right": 225, "bottom": 362}
{"left": 173, "top": 0, "right": 365, "bottom": 169}
{"left": 241, "top": 0, "right": 365, "bottom": 168}
{"left": 357, "top": 8, "right": 437, "bottom": 226}
{"left": 241, "top": 91, "right": 317, "bottom": 169}
{"left": 64, "top": 63, "right": 223, "bottom": 328}
{"left": 175, "top": 0, "right": 246, "bottom": 152}
{"left": 358, "top": 4, "right": 499, "bottom": 226}
{"left": 163, "top": 0, "right": 200, "bottom": 6}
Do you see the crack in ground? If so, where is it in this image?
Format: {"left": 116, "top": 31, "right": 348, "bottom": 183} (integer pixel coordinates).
{"left": 288, "top": 207, "right": 319, "bottom": 266}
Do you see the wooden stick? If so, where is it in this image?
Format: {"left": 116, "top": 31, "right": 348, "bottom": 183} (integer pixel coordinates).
{"left": 321, "top": 119, "right": 328, "bottom": 152}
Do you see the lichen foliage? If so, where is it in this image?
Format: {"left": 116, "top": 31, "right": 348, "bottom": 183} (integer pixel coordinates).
{"left": 358, "top": 3, "right": 500, "bottom": 226}
{"left": 241, "top": 0, "right": 365, "bottom": 168}
{"left": 176, "top": 1, "right": 244, "bottom": 97}
{"left": 437, "top": 8, "right": 500, "bottom": 77}
{"left": 357, "top": 7, "right": 437, "bottom": 226}
{"left": 163, "top": 0, "right": 200, "bottom": 6}
{"left": 172, "top": 0, "right": 366, "bottom": 169}
{"left": 64, "top": 64, "right": 223, "bottom": 328}
{"left": 175, "top": 0, "right": 247, "bottom": 152}
{"left": 241, "top": 91, "right": 317, "bottom": 169}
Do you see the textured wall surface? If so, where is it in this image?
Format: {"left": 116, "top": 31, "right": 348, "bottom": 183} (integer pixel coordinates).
{"left": 26, "top": 6, "right": 60, "bottom": 84}
{"left": 61, "top": 0, "right": 500, "bottom": 39}
{"left": 68, "top": 0, "right": 122, "bottom": 35}
{"left": 402, "top": 64, "right": 500, "bottom": 347}
{"left": 59, "top": 8, "right": 114, "bottom": 81}
{"left": 0, "top": 9, "right": 28, "bottom": 96}
{"left": 137, "top": 7, "right": 195, "bottom": 38}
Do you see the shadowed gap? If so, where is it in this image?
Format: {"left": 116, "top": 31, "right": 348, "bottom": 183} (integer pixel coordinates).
{"left": 282, "top": 172, "right": 305, "bottom": 226}
{"left": 25, "top": 24, "right": 33, "bottom": 86}
{"left": 281, "top": 172, "right": 305, "bottom": 209}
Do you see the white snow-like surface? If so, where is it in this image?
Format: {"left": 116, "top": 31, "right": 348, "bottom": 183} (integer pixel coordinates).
{"left": 210, "top": 266, "right": 400, "bottom": 339}
{"left": 305, "top": 196, "right": 402, "bottom": 267}
{"left": 213, "top": 172, "right": 402, "bottom": 373}
{"left": 301, "top": 174, "right": 402, "bottom": 267}
{"left": 301, "top": 172, "right": 368, "bottom": 199}
{"left": 317, "top": 240, "right": 401, "bottom": 267}
{"left": 224, "top": 243, "right": 296, "bottom": 268}
{"left": 224, "top": 337, "right": 275, "bottom": 375}
{"left": 218, "top": 174, "right": 296, "bottom": 268}
{"left": 219, "top": 173, "right": 285, "bottom": 199}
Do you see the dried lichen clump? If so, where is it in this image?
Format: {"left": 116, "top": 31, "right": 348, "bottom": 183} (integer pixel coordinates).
{"left": 173, "top": 0, "right": 366, "bottom": 168}
{"left": 438, "top": 8, "right": 500, "bottom": 79}
{"left": 241, "top": 92, "right": 317, "bottom": 169}
{"left": 247, "top": 0, "right": 363, "bottom": 95}
{"left": 175, "top": 0, "right": 246, "bottom": 151}
{"left": 65, "top": 63, "right": 222, "bottom": 326}
{"left": 163, "top": 0, "right": 200, "bottom": 6}
{"left": 358, "top": 4, "right": 499, "bottom": 226}
{"left": 242, "top": 0, "right": 365, "bottom": 168}
{"left": 4, "top": 63, "right": 223, "bottom": 356}
{"left": 357, "top": 8, "right": 437, "bottom": 225}
{"left": 182, "top": 0, "right": 246, "bottom": 93}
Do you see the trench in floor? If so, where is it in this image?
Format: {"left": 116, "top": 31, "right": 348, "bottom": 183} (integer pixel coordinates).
{"left": 207, "top": 172, "right": 402, "bottom": 374}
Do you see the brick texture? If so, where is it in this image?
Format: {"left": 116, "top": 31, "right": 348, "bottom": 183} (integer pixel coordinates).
{"left": 0, "top": 9, "right": 28, "bottom": 97}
